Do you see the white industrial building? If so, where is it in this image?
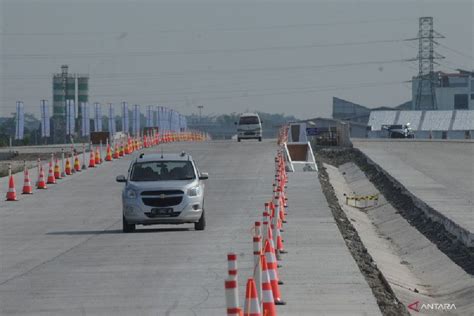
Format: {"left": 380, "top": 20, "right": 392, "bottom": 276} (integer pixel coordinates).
{"left": 412, "top": 69, "right": 474, "bottom": 110}
{"left": 368, "top": 110, "right": 474, "bottom": 139}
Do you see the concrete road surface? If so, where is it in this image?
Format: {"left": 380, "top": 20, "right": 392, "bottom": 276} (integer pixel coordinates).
{"left": 353, "top": 139, "right": 474, "bottom": 247}
{"left": 1, "top": 140, "right": 380, "bottom": 315}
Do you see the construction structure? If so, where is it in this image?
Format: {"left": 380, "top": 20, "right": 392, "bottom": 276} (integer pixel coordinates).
{"left": 52, "top": 65, "right": 89, "bottom": 143}
{"left": 412, "top": 69, "right": 474, "bottom": 110}
{"left": 411, "top": 17, "right": 445, "bottom": 110}
{"left": 367, "top": 109, "right": 474, "bottom": 139}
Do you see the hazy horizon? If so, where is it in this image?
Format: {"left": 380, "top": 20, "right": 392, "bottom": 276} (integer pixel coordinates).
{"left": 1, "top": 0, "right": 472, "bottom": 119}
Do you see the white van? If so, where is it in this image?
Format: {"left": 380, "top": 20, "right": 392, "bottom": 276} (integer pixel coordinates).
{"left": 236, "top": 113, "right": 262, "bottom": 142}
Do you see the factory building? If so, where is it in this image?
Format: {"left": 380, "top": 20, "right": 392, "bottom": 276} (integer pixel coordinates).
{"left": 367, "top": 110, "right": 473, "bottom": 139}
{"left": 412, "top": 69, "right": 474, "bottom": 110}
{"left": 51, "top": 65, "right": 89, "bottom": 142}
{"left": 52, "top": 65, "right": 89, "bottom": 117}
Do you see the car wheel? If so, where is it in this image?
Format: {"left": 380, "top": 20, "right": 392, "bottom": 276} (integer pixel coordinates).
{"left": 258, "top": 137, "right": 262, "bottom": 142}
{"left": 123, "top": 216, "right": 135, "bottom": 233}
{"left": 237, "top": 138, "right": 241, "bottom": 142}
{"left": 194, "top": 210, "right": 206, "bottom": 231}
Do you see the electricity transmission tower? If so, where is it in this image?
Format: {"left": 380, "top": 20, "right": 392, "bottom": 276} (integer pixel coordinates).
{"left": 408, "top": 17, "right": 445, "bottom": 110}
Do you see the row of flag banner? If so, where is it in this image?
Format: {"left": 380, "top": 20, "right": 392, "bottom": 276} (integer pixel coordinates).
{"left": 14, "top": 101, "right": 188, "bottom": 140}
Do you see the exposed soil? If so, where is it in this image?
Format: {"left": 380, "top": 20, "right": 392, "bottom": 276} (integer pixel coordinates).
{"left": 316, "top": 155, "right": 409, "bottom": 316}
{"left": 0, "top": 152, "right": 65, "bottom": 177}
{"left": 316, "top": 147, "right": 474, "bottom": 276}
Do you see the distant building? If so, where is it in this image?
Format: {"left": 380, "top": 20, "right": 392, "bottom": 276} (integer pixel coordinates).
{"left": 367, "top": 110, "right": 473, "bottom": 139}
{"left": 52, "top": 65, "right": 89, "bottom": 117}
{"left": 332, "top": 97, "right": 411, "bottom": 125}
{"left": 299, "top": 117, "right": 368, "bottom": 139}
{"left": 412, "top": 69, "right": 474, "bottom": 110}
{"left": 52, "top": 65, "right": 89, "bottom": 142}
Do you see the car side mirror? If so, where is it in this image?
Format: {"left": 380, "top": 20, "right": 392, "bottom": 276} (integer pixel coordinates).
{"left": 199, "top": 172, "right": 209, "bottom": 180}
{"left": 116, "top": 175, "right": 127, "bottom": 183}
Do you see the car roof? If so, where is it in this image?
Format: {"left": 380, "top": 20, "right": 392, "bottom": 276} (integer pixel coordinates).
{"left": 134, "top": 153, "right": 193, "bottom": 163}
{"left": 240, "top": 112, "right": 259, "bottom": 117}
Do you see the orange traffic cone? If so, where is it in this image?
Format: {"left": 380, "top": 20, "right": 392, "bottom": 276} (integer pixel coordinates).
{"left": 65, "top": 156, "right": 72, "bottom": 175}
{"left": 95, "top": 147, "right": 101, "bottom": 165}
{"left": 274, "top": 221, "right": 286, "bottom": 254}
{"left": 243, "top": 278, "right": 261, "bottom": 316}
{"left": 6, "top": 165, "right": 18, "bottom": 201}
{"left": 54, "top": 159, "right": 61, "bottom": 179}
{"left": 105, "top": 142, "right": 113, "bottom": 161}
{"left": 22, "top": 165, "right": 33, "bottom": 194}
{"left": 264, "top": 241, "right": 285, "bottom": 305}
{"left": 88, "top": 149, "right": 96, "bottom": 168}
{"left": 113, "top": 143, "right": 120, "bottom": 159}
{"left": 119, "top": 143, "right": 124, "bottom": 157}
{"left": 261, "top": 256, "right": 277, "bottom": 316}
{"left": 74, "top": 154, "right": 81, "bottom": 172}
{"left": 37, "top": 164, "right": 47, "bottom": 189}
{"left": 124, "top": 141, "right": 129, "bottom": 155}
{"left": 47, "top": 161, "right": 56, "bottom": 184}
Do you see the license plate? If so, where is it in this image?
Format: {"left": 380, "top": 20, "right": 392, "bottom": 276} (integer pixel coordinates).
{"left": 151, "top": 208, "right": 173, "bottom": 216}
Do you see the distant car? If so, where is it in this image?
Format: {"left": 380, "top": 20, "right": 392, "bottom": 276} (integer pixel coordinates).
{"left": 235, "top": 113, "right": 262, "bottom": 142}
{"left": 381, "top": 123, "right": 414, "bottom": 138}
{"left": 116, "top": 152, "right": 208, "bottom": 232}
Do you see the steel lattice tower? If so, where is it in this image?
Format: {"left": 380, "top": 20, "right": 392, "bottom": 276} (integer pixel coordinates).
{"left": 414, "top": 17, "right": 444, "bottom": 110}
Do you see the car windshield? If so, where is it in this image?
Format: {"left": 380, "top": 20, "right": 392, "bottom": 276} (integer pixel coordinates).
{"left": 130, "top": 161, "right": 195, "bottom": 181}
{"left": 239, "top": 116, "right": 259, "bottom": 125}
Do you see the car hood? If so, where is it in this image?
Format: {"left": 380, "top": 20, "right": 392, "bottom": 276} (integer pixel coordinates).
{"left": 127, "top": 180, "right": 197, "bottom": 191}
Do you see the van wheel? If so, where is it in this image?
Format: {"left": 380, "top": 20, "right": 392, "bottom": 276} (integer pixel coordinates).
{"left": 195, "top": 211, "right": 206, "bottom": 231}
{"left": 123, "top": 216, "right": 135, "bottom": 233}
{"left": 237, "top": 138, "right": 241, "bottom": 142}
{"left": 258, "top": 137, "right": 262, "bottom": 142}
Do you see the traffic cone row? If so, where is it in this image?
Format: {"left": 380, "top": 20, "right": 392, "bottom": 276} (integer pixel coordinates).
{"left": 225, "top": 148, "right": 289, "bottom": 315}
{"left": 4, "top": 132, "right": 205, "bottom": 202}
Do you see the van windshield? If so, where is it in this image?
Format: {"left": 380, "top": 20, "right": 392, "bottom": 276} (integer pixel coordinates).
{"left": 130, "top": 161, "right": 195, "bottom": 181}
{"left": 239, "top": 116, "right": 259, "bottom": 125}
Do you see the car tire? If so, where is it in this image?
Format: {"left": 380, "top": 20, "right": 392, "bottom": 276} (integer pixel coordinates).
{"left": 258, "top": 137, "right": 262, "bottom": 142}
{"left": 123, "top": 216, "right": 135, "bottom": 233}
{"left": 194, "top": 210, "right": 206, "bottom": 231}
{"left": 237, "top": 138, "right": 241, "bottom": 142}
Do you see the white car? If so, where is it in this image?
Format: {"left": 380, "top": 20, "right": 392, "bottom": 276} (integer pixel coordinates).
{"left": 236, "top": 113, "right": 262, "bottom": 142}
{"left": 116, "top": 152, "right": 208, "bottom": 232}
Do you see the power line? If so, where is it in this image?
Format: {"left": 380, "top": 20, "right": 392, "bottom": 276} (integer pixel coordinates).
{"left": 437, "top": 43, "right": 474, "bottom": 60}
{"left": 1, "top": 58, "right": 408, "bottom": 80}
{"left": 0, "top": 17, "right": 417, "bottom": 36}
{"left": 90, "top": 80, "right": 407, "bottom": 99}
{"left": 0, "top": 81, "right": 407, "bottom": 105}
{"left": 0, "top": 39, "right": 405, "bottom": 60}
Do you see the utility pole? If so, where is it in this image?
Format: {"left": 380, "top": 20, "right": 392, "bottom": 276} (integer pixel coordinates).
{"left": 197, "top": 105, "right": 204, "bottom": 123}
{"left": 408, "top": 17, "right": 445, "bottom": 110}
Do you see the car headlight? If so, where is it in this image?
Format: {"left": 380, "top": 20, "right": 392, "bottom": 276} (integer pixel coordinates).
{"left": 187, "top": 185, "right": 201, "bottom": 197}
{"left": 125, "top": 188, "right": 137, "bottom": 199}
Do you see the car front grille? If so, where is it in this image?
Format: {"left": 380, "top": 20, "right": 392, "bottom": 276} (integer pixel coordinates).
{"left": 142, "top": 196, "right": 183, "bottom": 207}
{"left": 141, "top": 190, "right": 184, "bottom": 196}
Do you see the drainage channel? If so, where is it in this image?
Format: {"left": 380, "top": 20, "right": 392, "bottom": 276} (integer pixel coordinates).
{"left": 315, "top": 156, "right": 409, "bottom": 316}
{"left": 315, "top": 148, "right": 474, "bottom": 276}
